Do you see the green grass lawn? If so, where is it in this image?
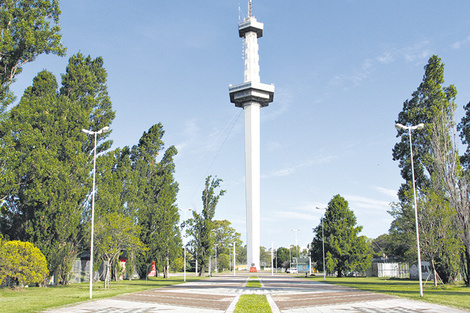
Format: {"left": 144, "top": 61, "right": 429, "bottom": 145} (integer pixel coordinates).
{"left": 246, "top": 277, "right": 262, "bottom": 288}
{"left": 307, "top": 276, "right": 470, "bottom": 311}
{"left": 0, "top": 276, "right": 205, "bottom": 313}
{"left": 234, "top": 294, "right": 272, "bottom": 313}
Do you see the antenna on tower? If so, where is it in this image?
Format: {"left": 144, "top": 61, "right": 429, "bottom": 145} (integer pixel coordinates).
{"left": 238, "top": 2, "right": 241, "bottom": 23}
{"left": 249, "top": 0, "right": 252, "bottom": 18}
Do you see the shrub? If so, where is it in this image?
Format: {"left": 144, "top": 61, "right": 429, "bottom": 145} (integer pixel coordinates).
{"left": 0, "top": 240, "right": 48, "bottom": 287}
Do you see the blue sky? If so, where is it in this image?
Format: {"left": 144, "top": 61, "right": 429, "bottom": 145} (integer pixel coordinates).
{"left": 11, "top": 1, "right": 470, "bottom": 250}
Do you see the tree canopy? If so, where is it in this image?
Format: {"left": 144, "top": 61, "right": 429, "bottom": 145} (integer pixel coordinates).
{"left": 0, "top": 0, "right": 65, "bottom": 113}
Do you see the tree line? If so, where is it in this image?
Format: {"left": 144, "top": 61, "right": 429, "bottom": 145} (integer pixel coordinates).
{"left": 0, "top": 1, "right": 233, "bottom": 286}
{"left": 309, "top": 57, "right": 470, "bottom": 286}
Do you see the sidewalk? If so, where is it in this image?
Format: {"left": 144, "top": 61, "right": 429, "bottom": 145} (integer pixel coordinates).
{"left": 43, "top": 273, "right": 469, "bottom": 313}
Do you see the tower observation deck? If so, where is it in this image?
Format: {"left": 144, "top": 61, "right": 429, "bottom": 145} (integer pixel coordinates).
{"left": 229, "top": 3, "right": 274, "bottom": 272}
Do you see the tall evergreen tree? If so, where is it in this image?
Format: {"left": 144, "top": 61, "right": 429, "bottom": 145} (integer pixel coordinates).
{"left": 391, "top": 55, "right": 465, "bottom": 284}
{"left": 151, "top": 145, "right": 180, "bottom": 278}
{"left": 131, "top": 124, "right": 180, "bottom": 278}
{"left": 310, "top": 195, "right": 370, "bottom": 277}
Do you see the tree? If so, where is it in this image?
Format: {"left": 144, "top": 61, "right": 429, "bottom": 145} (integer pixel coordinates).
{"left": 131, "top": 124, "right": 180, "bottom": 279}
{"left": 92, "top": 148, "right": 143, "bottom": 284}
{"left": 0, "top": 0, "right": 65, "bottom": 113}
{"left": 94, "top": 212, "right": 142, "bottom": 288}
{"left": 211, "top": 219, "right": 243, "bottom": 270}
{"left": 236, "top": 244, "right": 247, "bottom": 266}
{"left": 0, "top": 53, "right": 115, "bottom": 284}
{"left": 274, "top": 247, "right": 290, "bottom": 271}
{"left": 187, "top": 176, "right": 225, "bottom": 276}
{"left": 417, "top": 187, "right": 463, "bottom": 284}
{"left": 260, "top": 246, "right": 271, "bottom": 268}
{"left": 0, "top": 240, "right": 48, "bottom": 287}
{"left": 369, "top": 234, "right": 386, "bottom": 258}
{"left": 310, "top": 195, "right": 370, "bottom": 277}
{"left": 392, "top": 55, "right": 467, "bottom": 284}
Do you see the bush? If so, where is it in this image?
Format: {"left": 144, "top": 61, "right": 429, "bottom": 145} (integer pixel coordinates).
{"left": 0, "top": 240, "right": 48, "bottom": 287}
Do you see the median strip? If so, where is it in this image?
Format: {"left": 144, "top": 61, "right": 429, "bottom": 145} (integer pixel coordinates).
{"left": 234, "top": 294, "right": 272, "bottom": 313}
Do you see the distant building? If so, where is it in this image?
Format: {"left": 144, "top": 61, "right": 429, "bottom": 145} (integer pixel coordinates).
{"left": 366, "top": 257, "right": 409, "bottom": 278}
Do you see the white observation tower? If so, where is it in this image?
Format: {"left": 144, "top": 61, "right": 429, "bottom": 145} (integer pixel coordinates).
{"left": 229, "top": 1, "right": 274, "bottom": 272}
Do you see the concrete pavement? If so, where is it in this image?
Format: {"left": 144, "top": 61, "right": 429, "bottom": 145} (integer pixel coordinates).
{"left": 43, "top": 273, "right": 469, "bottom": 313}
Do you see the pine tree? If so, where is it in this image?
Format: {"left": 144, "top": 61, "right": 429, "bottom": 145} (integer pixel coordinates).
{"left": 310, "top": 195, "right": 370, "bottom": 277}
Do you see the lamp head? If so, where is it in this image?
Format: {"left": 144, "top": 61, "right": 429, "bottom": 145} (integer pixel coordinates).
{"left": 98, "top": 126, "right": 110, "bottom": 134}
{"left": 395, "top": 123, "right": 406, "bottom": 130}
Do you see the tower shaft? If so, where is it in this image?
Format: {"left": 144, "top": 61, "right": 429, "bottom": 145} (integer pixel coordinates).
{"left": 244, "top": 101, "right": 261, "bottom": 271}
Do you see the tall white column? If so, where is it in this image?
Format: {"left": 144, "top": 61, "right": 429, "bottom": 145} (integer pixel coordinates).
{"left": 244, "top": 101, "right": 261, "bottom": 270}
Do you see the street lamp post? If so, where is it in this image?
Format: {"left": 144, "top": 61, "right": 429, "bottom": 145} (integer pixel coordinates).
{"left": 271, "top": 242, "right": 274, "bottom": 276}
{"left": 214, "top": 244, "right": 218, "bottom": 273}
{"left": 275, "top": 248, "right": 278, "bottom": 273}
{"left": 395, "top": 122, "right": 425, "bottom": 297}
{"left": 316, "top": 207, "right": 326, "bottom": 281}
{"left": 233, "top": 242, "right": 236, "bottom": 276}
{"left": 289, "top": 245, "right": 292, "bottom": 270}
{"left": 179, "top": 208, "right": 192, "bottom": 282}
{"left": 82, "top": 126, "right": 110, "bottom": 299}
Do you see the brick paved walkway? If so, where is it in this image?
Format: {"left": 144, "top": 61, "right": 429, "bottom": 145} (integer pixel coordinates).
{"left": 43, "top": 273, "right": 469, "bottom": 313}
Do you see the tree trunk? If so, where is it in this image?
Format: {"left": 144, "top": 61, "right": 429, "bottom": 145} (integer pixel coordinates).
{"left": 337, "top": 268, "right": 342, "bottom": 278}
{"left": 102, "top": 260, "right": 111, "bottom": 288}
{"left": 465, "top": 247, "right": 470, "bottom": 287}
{"left": 431, "top": 259, "right": 438, "bottom": 287}
{"left": 163, "top": 255, "right": 170, "bottom": 278}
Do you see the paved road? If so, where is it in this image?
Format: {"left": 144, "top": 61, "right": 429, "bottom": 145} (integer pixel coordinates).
{"left": 43, "top": 274, "right": 469, "bottom": 313}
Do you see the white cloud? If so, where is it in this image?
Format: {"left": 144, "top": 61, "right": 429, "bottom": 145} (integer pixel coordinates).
{"left": 376, "top": 51, "right": 394, "bottom": 64}
{"left": 451, "top": 35, "right": 470, "bottom": 50}
{"left": 331, "top": 58, "right": 374, "bottom": 88}
{"left": 331, "top": 40, "right": 431, "bottom": 89}
{"left": 269, "top": 201, "right": 328, "bottom": 223}
{"left": 261, "top": 87, "right": 291, "bottom": 122}
{"left": 264, "top": 155, "right": 335, "bottom": 178}
{"left": 401, "top": 41, "right": 431, "bottom": 62}
{"left": 344, "top": 194, "right": 391, "bottom": 213}
{"left": 174, "top": 118, "right": 200, "bottom": 153}
{"left": 374, "top": 186, "right": 398, "bottom": 199}
{"left": 271, "top": 210, "right": 317, "bottom": 222}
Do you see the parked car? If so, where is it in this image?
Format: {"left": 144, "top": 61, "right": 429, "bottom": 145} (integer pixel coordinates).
{"left": 286, "top": 268, "right": 297, "bottom": 273}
